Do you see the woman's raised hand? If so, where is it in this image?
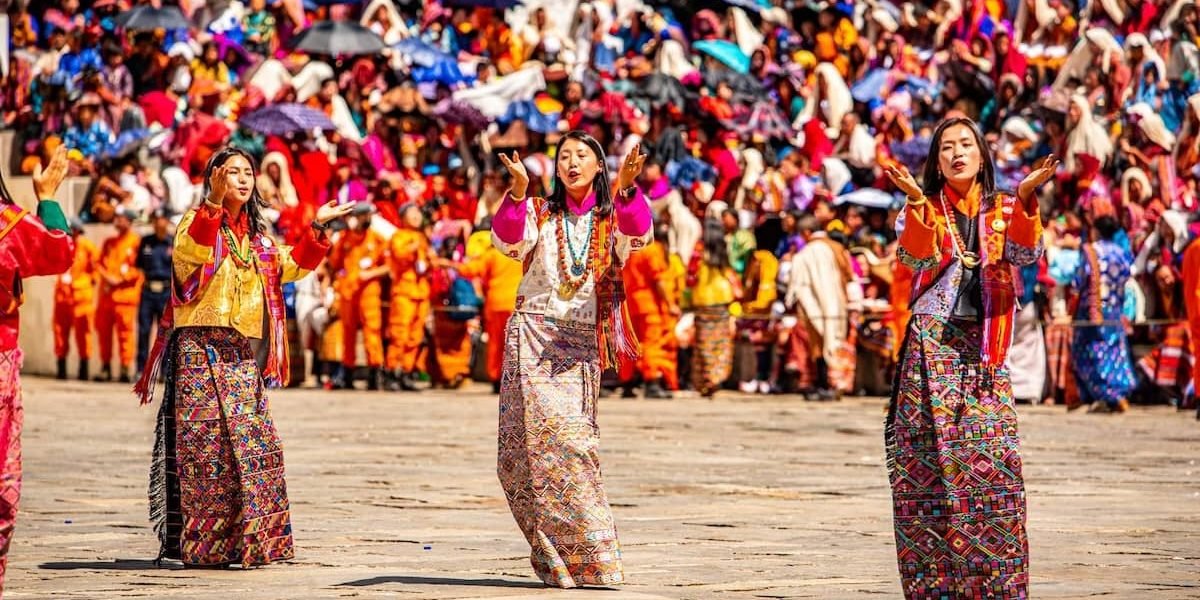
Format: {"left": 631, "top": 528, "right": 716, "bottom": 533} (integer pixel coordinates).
{"left": 617, "top": 142, "right": 648, "bottom": 191}
{"left": 883, "top": 162, "right": 923, "bottom": 200}
{"left": 1018, "top": 154, "right": 1059, "bottom": 211}
{"left": 498, "top": 151, "right": 529, "bottom": 199}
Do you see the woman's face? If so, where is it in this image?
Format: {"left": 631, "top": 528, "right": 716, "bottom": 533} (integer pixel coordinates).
{"left": 219, "top": 155, "right": 255, "bottom": 204}
{"left": 936, "top": 123, "right": 983, "bottom": 188}
{"left": 556, "top": 138, "right": 601, "bottom": 197}
{"left": 1129, "top": 178, "right": 1144, "bottom": 202}
{"left": 267, "top": 163, "right": 281, "bottom": 182}
{"left": 403, "top": 205, "right": 422, "bottom": 228}
{"left": 1067, "top": 102, "right": 1082, "bottom": 126}
{"left": 995, "top": 32, "right": 1010, "bottom": 54}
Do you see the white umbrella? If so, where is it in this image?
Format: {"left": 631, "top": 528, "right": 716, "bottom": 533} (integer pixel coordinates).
{"left": 835, "top": 188, "right": 897, "bottom": 209}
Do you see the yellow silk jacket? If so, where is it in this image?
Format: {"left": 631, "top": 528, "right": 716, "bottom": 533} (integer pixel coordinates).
{"left": 172, "top": 208, "right": 321, "bottom": 340}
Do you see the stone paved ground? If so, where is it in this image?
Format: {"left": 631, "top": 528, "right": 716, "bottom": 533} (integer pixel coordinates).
{"left": 6, "top": 377, "right": 1200, "bottom": 599}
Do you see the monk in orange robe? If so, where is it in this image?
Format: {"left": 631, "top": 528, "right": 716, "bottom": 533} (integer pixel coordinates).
{"left": 456, "top": 229, "right": 522, "bottom": 393}
{"left": 621, "top": 225, "right": 680, "bottom": 398}
{"left": 53, "top": 221, "right": 98, "bottom": 381}
{"left": 386, "top": 204, "right": 431, "bottom": 391}
{"left": 94, "top": 210, "right": 143, "bottom": 383}
{"left": 327, "top": 204, "right": 389, "bottom": 390}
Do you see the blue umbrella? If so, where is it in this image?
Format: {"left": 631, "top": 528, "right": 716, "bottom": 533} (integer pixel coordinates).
{"left": 411, "top": 60, "right": 473, "bottom": 86}
{"left": 693, "top": 39, "right": 750, "bottom": 74}
{"left": 851, "top": 69, "right": 935, "bottom": 104}
{"left": 392, "top": 38, "right": 449, "bottom": 68}
{"left": 240, "top": 103, "right": 337, "bottom": 136}
{"left": 496, "top": 100, "right": 559, "bottom": 134}
{"left": 102, "top": 128, "right": 151, "bottom": 161}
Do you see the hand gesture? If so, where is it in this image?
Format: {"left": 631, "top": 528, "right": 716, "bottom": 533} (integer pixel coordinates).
{"left": 207, "top": 164, "right": 231, "bottom": 207}
{"left": 617, "top": 142, "right": 647, "bottom": 191}
{"left": 1018, "top": 154, "right": 1059, "bottom": 209}
{"left": 883, "top": 162, "right": 923, "bottom": 200}
{"left": 498, "top": 151, "right": 529, "bottom": 199}
{"left": 33, "top": 145, "right": 69, "bottom": 200}
{"left": 315, "top": 200, "right": 354, "bottom": 226}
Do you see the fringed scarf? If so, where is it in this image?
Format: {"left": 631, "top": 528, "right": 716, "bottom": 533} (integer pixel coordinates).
{"left": 134, "top": 228, "right": 290, "bottom": 405}
{"left": 523, "top": 197, "right": 641, "bottom": 372}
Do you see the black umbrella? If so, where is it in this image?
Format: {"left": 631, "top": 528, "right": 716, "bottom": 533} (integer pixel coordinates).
{"left": 115, "top": 5, "right": 190, "bottom": 31}
{"left": 704, "top": 69, "right": 769, "bottom": 104}
{"left": 632, "top": 73, "right": 697, "bottom": 110}
{"left": 291, "top": 21, "right": 386, "bottom": 56}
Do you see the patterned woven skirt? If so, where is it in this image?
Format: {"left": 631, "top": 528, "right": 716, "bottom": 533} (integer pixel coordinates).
{"left": 1071, "top": 322, "right": 1135, "bottom": 407}
{"left": 151, "top": 327, "right": 295, "bottom": 567}
{"left": 497, "top": 312, "right": 623, "bottom": 588}
{"left": 0, "top": 349, "right": 22, "bottom": 593}
{"left": 885, "top": 315, "right": 1029, "bottom": 599}
{"left": 692, "top": 305, "right": 733, "bottom": 396}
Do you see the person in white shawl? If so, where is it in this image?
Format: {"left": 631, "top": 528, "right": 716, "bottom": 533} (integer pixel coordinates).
{"left": 1123, "top": 33, "right": 1167, "bottom": 103}
{"left": 794, "top": 63, "right": 854, "bottom": 140}
{"left": 293, "top": 61, "right": 364, "bottom": 143}
{"left": 1064, "top": 94, "right": 1114, "bottom": 173}
{"left": 728, "top": 7, "right": 763, "bottom": 58}
{"left": 245, "top": 57, "right": 293, "bottom": 103}
{"left": 785, "top": 219, "right": 857, "bottom": 398}
{"left": 651, "top": 183, "right": 701, "bottom": 265}
{"left": 1053, "top": 28, "right": 1124, "bottom": 94}
{"left": 361, "top": 0, "right": 408, "bottom": 45}
{"left": 258, "top": 152, "right": 299, "bottom": 212}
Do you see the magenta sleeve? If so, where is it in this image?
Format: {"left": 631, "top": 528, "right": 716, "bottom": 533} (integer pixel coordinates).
{"left": 615, "top": 186, "right": 652, "bottom": 236}
{"left": 493, "top": 192, "right": 528, "bottom": 245}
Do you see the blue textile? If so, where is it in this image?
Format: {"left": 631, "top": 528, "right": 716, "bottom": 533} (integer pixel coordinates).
{"left": 1071, "top": 240, "right": 1136, "bottom": 406}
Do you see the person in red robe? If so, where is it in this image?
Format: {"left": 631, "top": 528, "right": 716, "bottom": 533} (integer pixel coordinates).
{"left": 0, "top": 146, "right": 74, "bottom": 592}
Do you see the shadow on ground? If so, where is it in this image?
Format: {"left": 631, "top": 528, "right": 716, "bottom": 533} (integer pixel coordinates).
{"left": 337, "top": 575, "right": 556, "bottom": 589}
{"left": 39, "top": 559, "right": 172, "bottom": 571}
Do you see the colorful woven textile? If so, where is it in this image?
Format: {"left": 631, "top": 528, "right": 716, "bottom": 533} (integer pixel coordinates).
{"left": 0, "top": 349, "right": 22, "bottom": 593}
{"left": 1071, "top": 241, "right": 1136, "bottom": 407}
{"left": 150, "top": 327, "right": 294, "bottom": 566}
{"left": 497, "top": 312, "right": 624, "bottom": 588}
{"left": 692, "top": 305, "right": 733, "bottom": 396}
{"left": 886, "top": 315, "right": 1029, "bottom": 599}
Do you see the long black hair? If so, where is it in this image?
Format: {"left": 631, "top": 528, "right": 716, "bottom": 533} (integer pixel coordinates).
{"left": 702, "top": 216, "right": 731, "bottom": 269}
{"left": 920, "top": 117, "right": 999, "bottom": 199}
{"left": 546, "top": 130, "right": 614, "bottom": 218}
{"left": 202, "top": 147, "right": 269, "bottom": 239}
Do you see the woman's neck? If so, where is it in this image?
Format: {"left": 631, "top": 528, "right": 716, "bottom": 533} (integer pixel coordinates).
{"left": 945, "top": 178, "right": 973, "bottom": 198}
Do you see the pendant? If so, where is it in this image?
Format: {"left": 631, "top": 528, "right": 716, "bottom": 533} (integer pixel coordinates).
{"left": 961, "top": 252, "right": 980, "bottom": 269}
{"left": 992, "top": 218, "right": 1007, "bottom": 233}
{"left": 571, "top": 263, "right": 585, "bottom": 277}
{"left": 558, "top": 283, "right": 576, "bottom": 299}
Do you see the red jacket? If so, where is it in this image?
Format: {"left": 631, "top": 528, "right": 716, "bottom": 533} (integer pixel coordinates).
{"left": 0, "top": 203, "right": 74, "bottom": 350}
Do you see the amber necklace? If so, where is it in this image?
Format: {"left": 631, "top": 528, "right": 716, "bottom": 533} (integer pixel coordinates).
{"left": 938, "top": 190, "right": 980, "bottom": 269}
{"left": 555, "top": 208, "right": 599, "bottom": 299}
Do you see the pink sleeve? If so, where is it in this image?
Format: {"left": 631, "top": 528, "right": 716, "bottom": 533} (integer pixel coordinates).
{"left": 493, "top": 192, "right": 528, "bottom": 245}
{"left": 615, "top": 186, "right": 652, "bottom": 236}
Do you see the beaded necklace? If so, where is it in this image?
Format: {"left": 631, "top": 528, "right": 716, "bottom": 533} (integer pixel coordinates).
{"left": 938, "top": 190, "right": 980, "bottom": 269}
{"left": 221, "top": 225, "right": 255, "bottom": 268}
{"left": 555, "top": 208, "right": 600, "bottom": 299}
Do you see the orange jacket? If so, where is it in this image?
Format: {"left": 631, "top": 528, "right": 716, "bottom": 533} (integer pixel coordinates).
{"left": 54, "top": 236, "right": 99, "bottom": 310}
{"left": 329, "top": 227, "right": 389, "bottom": 300}
{"left": 98, "top": 230, "right": 144, "bottom": 305}
{"left": 457, "top": 244, "right": 522, "bottom": 313}
{"left": 624, "top": 240, "right": 673, "bottom": 315}
{"left": 389, "top": 228, "right": 431, "bottom": 300}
